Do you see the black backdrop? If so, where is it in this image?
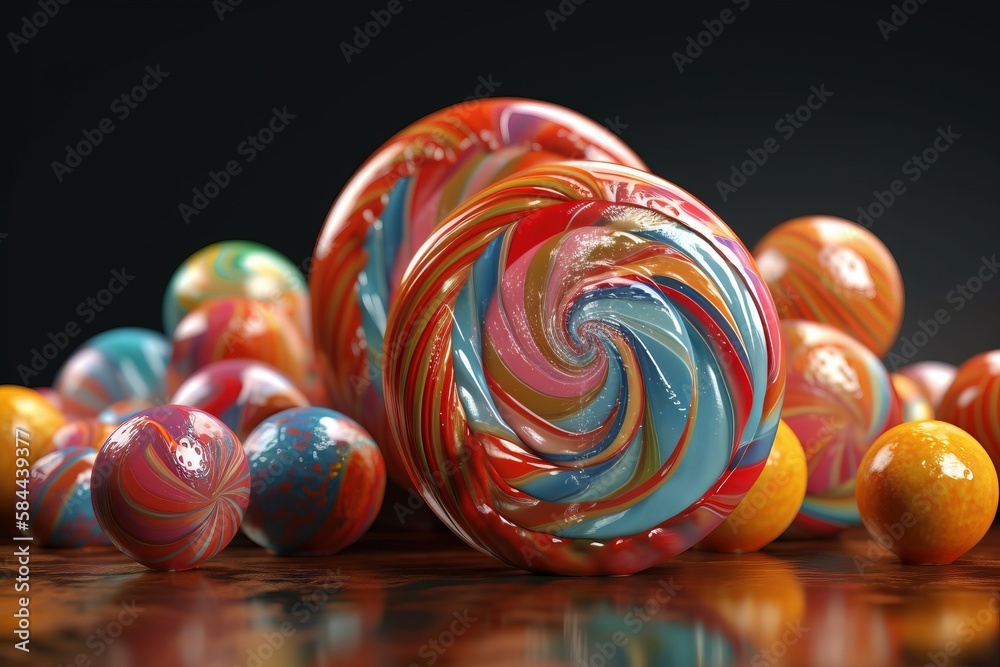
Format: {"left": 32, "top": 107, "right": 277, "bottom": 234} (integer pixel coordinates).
{"left": 3, "top": 0, "right": 998, "bottom": 387}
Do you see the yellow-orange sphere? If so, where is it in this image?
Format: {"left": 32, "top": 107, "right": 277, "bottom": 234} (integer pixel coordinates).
{"left": 856, "top": 420, "right": 998, "bottom": 564}
{"left": 697, "top": 420, "right": 808, "bottom": 552}
{"left": 0, "top": 385, "right": 66, "bottom": 537}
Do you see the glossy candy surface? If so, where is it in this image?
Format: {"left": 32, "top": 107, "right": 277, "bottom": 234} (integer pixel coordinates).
{"left": 91, "top": 405, "right": 250, "bottom": 570}
{"left": 167, "top": 297, "right": 325, "bottom": 404}
{"left": 163, "top": 240, "right": 309, "bottom": 337}
{"left": 241, "top": 407, "right": 385, "bottom": 555}
{"left": 54, "top": 328, "right": 170, "bottom": 417}
{"left": 754, "top": 216, "right": 904, "bottom": 357}
{"left": 170, "top": 360, "right": 309, "bottom": 441}
{"left": 51, "top": 419, "right": 117, "bottom": 451}
{"left": 781, "top": 320, "right": 901, "bottom": 538}
{"left": 383, "top": 161, "right": 785, "bottom": 575}
{"left": 310, "top": 98, "right": 647, "bottom": 484}
{"left": 29, "top": 447, "right": 109, "bottom": 547}
{"left": 897, "top": 361, "right": 957, "bottom": 412}
{"left": 0, "top": 385, "right": 65, "bottom": 537}
{"left": 856, "top": 420, "right": 998, "bottom": 564}
{"left": 938, "top": 350, "right": 1000, "bottom": 471}
{"left": 890, "top": 372, "right": 934, "bottom": 423}
{"left": 696, "top": 420, "right": 807, "bottom": 553}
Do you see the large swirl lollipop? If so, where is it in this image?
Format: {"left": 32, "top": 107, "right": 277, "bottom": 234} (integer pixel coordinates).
{"left": 383, "top": 161, "right": 785, "bottom": 575}
{"left": 310, "top": 98, "right": 646, "bottom": 484}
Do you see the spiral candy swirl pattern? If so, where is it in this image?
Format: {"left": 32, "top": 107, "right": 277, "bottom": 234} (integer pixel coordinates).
{"left": 310, "top": 98, "right": 646, "bottom": 483}
{"left": 91, "top": 405, "right": 250, "bottom": 570}
{"left": 938, "top": 350, "right": 1000, "bottom": 472}
{"left": 384, "top": 161, "right": 784, "bottom": 575}
{"left": 29, "top": 447, "right": 110, "bottom": 547}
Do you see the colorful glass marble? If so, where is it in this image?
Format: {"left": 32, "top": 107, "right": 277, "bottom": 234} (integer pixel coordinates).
{"left": 29, "top": 447, "right": 109, "bottom": 547}
{"left": 310, "top": 98, "right": 647, "bottom": 485}
{"left": 0, "top": 385, "right": 65, "bottom": 537}
{"left": 890, "top": 372, "right": 934, "bottom": 422}
{"left": 753, "top": 216, "right": 904, "bottom": 358}
{"left": 170, "top": 359, "right": 309, "bottom": 441}
{"left": 241, "top": 407, "right": 385, "bottom": 555}
{"left": 938, "top": 350, "right": 1000, "bottom": 471}
{"left": 163, "top": 240, "right": 309, "bottom": 337}
{"left": 856, "top": 420, "right": 998, "bottom": 564}
{"left": 54, "top": 327, "right": 170, "bottom": 417}
{"left": 91, "top": 405, "right": 250, "bottom": 570}
{"left": 383, "top": 161, "right": 785, "bottom": 575}
{"left": 166, "top": 297, "right": 326, "bottom": 404}
{"left": 780, "top": 320, "right": 901, "bottom": 538}
{"left": 51, "top": 419, "right": 117, "bottom": 451}
{"left": 897, "top": 361, "right": 957, "bottom": 413}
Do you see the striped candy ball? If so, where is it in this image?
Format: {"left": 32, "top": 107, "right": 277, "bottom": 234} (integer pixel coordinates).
{"left": 29, "top": 447, "right": 109, "bottom": 547}
{"left": 91, "top": 405, "right": 250, "bottom": 570}
{"left": 938, "top": 350, "right": 1000, "bottom": 472}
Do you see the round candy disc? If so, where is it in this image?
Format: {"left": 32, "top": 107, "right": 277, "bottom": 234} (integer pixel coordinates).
{"left": 384, "top": 161, "right": 785, "bottom": 575}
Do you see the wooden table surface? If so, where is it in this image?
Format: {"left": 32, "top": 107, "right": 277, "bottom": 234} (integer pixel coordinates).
{"left": 2, "top": 526, "right": 999, "bottom": 667}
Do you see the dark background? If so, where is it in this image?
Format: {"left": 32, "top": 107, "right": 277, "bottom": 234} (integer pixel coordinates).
{"left": 2, "top": 0, "right": 998, "bottom": 387}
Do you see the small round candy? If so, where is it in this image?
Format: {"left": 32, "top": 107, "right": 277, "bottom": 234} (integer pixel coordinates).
{"left": 384, "top": 161, "right": 785, "bottom": 575}
{"left": 311, "top": 98, "right": 647, "bottom": 485}
{"left": 696, "top": 420, "right": 807, "bottom": 553}
{"left": 890, "top": 373, "right": 934, "bottom": 422}
{"left": 51, "top": 419, "right": 117, "bottom": 451}
{"left": 0, "top": 385, "right": 65, "bottom": 537}
{"left": 170, "top": 359, "right": 309, "bottom": 441}
{"left": 91, "top": 405, "right": 251, "bottom": 570}
{"left": 166, "top": 297, "right": 325, "bottom": 404}
{"left": 163, "top": 240, "right": 309, "bottom": 337}
{"left": 54, "top": 327, "right": 170, "bottom": 417}
{"left": 937, "top": 350, "right": 1000, "bottom": 472}
{"left": 856, "top": 420, "right": 998, "bottom": 564}
{"left": 780, "top": 320, "right": 901, "bottom": 538}
{"left": 897, "top": 361, "right": 957, "bottom": 413}
{"left": 29, "top": 447, "right": 109, "bottom": 547}
{"left": 753, "top": 215, "right": 904, "bottom": 358}
{"left": 241, "top": 407, "right": 386, "bottom": 555}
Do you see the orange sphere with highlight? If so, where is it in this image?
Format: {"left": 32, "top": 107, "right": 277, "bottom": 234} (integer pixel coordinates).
{"left": 697, "top": 420, "right": 808, "bottom": 552}
{"left": 855, "top": 420, "right": 998, "bottom": 564}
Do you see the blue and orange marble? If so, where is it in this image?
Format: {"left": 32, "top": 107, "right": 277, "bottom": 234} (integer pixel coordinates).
{"left": 91, "top": 405, "right": 250, "bottom": 570}
{"left": 29, "top": 447, "right": 109, "bottom": 547}
{"left": 54, "top": 328, "right": 170, "bottom": 417}
{"left": 241, "top": 407, "right": 385, "bottom": 555}
{"left": 50, "top": 419, "right": 117, "bottom": 451}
